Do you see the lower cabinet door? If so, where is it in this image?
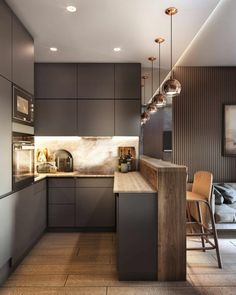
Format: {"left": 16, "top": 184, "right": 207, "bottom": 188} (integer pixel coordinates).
{"left": 76, "top": 187, "right": 115, "bottom": 227}
{"left": 48, "top": 204, "right": 75, "bottom": 227}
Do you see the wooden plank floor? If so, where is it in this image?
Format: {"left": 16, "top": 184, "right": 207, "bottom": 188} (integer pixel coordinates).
{"left": 1, "top": 233, "right": 236, "bottom": 294}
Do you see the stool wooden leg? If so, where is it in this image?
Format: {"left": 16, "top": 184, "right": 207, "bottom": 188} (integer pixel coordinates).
{"left": 197, "top": 201, "right": 205, "bottom": 252}
{"left": 206, "top": 202, "right": 222, "bottom": 268}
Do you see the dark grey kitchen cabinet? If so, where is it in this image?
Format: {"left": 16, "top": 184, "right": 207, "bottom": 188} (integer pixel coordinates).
{"left": 117, "top": 193, "right": 157, "bottom": 280}
{"left": 115, "top": 63, "right": 141, "bottom": 99}
{"left": 12, "top": 13, "right": 34, "bottom": 94}
{"left": 76, "top": 178, "right": 115, "bottom": 228}
{"left": 0, "top": 1, "right": 12, "bottom": 80}
{"left": 48, "top": 178, "right": 76, "bottom": 227}
{"left": 35, "top": 63, "right": 77, "bottom": 99}
{"left": 35, "top": 99, "right": 77, "bottom": 136}
{"left": 0, "top": 194, "right": 15, "bottom": 271}
{"left": 115, "top": 100, "right": 140, "bottom": 136}
{"left": 77, "top": 63, "right": 114, "bottom": 99}
{"left": 77, "top": 100, "right": 114, "bottom": 136}
{"left": 0, "top": 76, "right": 12, "bottom": 196}
{"left": 13, "top": 180, "right": 47, "bottom": 265}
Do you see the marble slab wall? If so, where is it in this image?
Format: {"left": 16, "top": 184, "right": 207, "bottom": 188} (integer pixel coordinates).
{"left": 35, "top": 137, "right": 139, "bottom": 174}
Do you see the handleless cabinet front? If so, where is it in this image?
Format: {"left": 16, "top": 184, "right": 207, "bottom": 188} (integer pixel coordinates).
{"left": 0, "top": 1, "right": 12, "bottom": 80}
{"left": 78, "top": 63, "right": 114, "bottom": 99}
{"left": 0, "top": 77, "right": 12, "bottom": 196}
{"left": 77, "top": 100, "right": 114, "bottom": 136}
{"left": 76, "top": 178, "right": 115, "bottom": 228}
{"left": 12, "top": 14, "right": 34, "bottom": 94}
{"left": 35, "top": 63, "right": 77, "bottom": 99}
{"left": 35, "top": 100, "right": 77, "bottom": 136}
{"left": 48, "top": 178, "right": 76, "bottom": 227}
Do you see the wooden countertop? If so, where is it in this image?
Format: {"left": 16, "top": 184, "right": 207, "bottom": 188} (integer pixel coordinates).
{"left": 113, "top": 171, "right": 156, "bottom": 194}
{"left": 34, "top": 172, "right": 114, "bottom": 182}
{"left": 140, "top": 155, "right": 187, "bottom": 172}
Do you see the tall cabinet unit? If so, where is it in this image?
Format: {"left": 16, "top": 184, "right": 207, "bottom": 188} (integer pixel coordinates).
{"left": 0, "top": 1, "right": 12, "bottom": 80}
{"left": 35, "top": 62, "right": 141, "bottom": 136}
{"left": 12, "top": 13, "right": 34, "bottom": 95}
{"left": 0, "top": 77, "right": 12, "bottom": 196}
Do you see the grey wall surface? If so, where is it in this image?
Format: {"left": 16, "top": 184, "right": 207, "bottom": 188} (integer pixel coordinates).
{"left": 173, "top": 67, "right": 236, "bottom": 182}
{"left": 142, "top": 106, "right": 172, "bottom": 160}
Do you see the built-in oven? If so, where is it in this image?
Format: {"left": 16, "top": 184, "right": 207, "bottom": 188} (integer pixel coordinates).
{"left": 13, "top": 86, "right": 34, "bottom": 125}
{"left": 13, "top": 132, "right": 35, "bottom": 190}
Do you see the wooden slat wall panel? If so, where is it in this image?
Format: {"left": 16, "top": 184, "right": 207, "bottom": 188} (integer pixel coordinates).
{"left": 173, "top": 67, "right": 236, "bottom": 182}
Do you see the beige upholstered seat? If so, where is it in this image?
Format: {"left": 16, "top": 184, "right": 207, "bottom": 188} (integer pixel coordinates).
{"left": 186, "top": 171, "right": 222, "bottom": 268}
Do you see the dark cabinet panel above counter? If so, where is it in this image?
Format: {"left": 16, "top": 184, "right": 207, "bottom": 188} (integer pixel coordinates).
{"left": 115, "top": 63, "right": 141, "bottom": 99}
{"left": 35, "top": 63, "right": 77, "bottom": 99}
{"left": 0, "top": 1, "right": 12, "bottom": 81}
{"left": 12, "top": 13, "right": 34, "bottom": 95}
{"left": 35, "top": 99, "right": 77, "bottom": 136}
{"left": 78, "top": 64, "right": 114, "bottom": 99}
{"left": 115, "top": 100, "right": 141, "bottom": 136}
{"left": 77, "top": 100, "right": 114, "bottom": 136}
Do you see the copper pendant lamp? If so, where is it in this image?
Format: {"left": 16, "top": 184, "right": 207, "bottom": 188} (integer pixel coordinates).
{"left": 146, "top": 57, "right": 157, "bottom": 113}
{"left": 162, "top": 7, "right": 181, "bottom": 97}
{"left": 152, "top": 37, "right": 166, "bottom": 107}
{"left": 141, "top": 75, "right": 150, "bottom": 125}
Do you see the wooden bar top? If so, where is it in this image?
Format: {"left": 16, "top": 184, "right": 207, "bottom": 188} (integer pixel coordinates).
{"left": 113, "top": 171, "right": 156, "bottom": 194}
{"left": 140, "top": 155, "right": 186, "bottom": 171}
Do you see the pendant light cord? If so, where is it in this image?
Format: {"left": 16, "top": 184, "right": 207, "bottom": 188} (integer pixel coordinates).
{"left": 159, "top": 43, "right": 161, "bottom": 94}
{"left": 152, "top": 60, "right": 154, "bottom": 96}
{"left": 170, "top": 14, "right": 173, "bottom": 79}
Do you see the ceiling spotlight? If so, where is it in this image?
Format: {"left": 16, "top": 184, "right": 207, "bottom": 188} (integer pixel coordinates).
{"left": 114, "top": 47, "right": 121, "bottom": 52}
{"left": 66, "top": 5, "right": 77, "bottom": 12}
{"left": 50, "top": 47, "right": 58, "bottom": 52}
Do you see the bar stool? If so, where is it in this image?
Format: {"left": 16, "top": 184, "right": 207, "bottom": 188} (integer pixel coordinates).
{"left": 186, "top": 171, "right": 222, "bottom": 268}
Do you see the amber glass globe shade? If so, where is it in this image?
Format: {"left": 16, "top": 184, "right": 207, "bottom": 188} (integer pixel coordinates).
{"left": 152, "top": 93, "right": 166, "bottom": 107}
{"left": 162, "top": 78, "right": 181, "bottom": 97}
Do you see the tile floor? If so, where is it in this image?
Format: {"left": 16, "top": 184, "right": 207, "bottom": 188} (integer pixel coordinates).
{"left": 0, "top": 233, "right": 236, "bottom": 294}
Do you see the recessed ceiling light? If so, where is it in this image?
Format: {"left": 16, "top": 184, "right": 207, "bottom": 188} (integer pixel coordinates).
{"left": 113, "top": 47, "right": 121, "bottom": 52}
{"left": 50, "top": 47, "right": 58, "bottom": 52}
{"left": 66, "top": 5, "right": 77, "bottom": 12}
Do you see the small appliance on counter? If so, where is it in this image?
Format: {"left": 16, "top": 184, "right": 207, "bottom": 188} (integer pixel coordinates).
{"left": 55, "top": 149, "right": 73, "bottom": 172}
{"left": 118, "top": 146, "right": 136, "bottom": 173}
{"left": 36, "top": 162, "right": 57, "bottom": 173}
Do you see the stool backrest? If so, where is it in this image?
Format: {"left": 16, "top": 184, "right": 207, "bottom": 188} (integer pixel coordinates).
{"left": 192, "top": 171, "right": 213, "bottom": 202}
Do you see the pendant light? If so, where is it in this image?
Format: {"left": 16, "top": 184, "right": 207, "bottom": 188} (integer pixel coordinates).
{"left": 141, "top": 75, "right": 150, "bottom": 125}
{"left": 147, "top": 57, "right": 157, "bottom": 113}
{"left": 152, "top": 37, "right": 166, "bottom": 107}
{"left": 162, "top": 7, "right": 181, "bottom": 97}
{"left": 141, "top": 111, "right": 150, "bottom": 125}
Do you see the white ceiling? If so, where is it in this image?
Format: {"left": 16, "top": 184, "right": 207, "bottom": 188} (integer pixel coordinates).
{"left": 6, "top": 0, "right": 221, "bottom": 69}
{"left": 179, "top": 0, "right": 236, "bottom": 66}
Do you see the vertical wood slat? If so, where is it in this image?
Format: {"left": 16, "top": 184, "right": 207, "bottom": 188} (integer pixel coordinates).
{"left": 173, "top": 67, "right": 236, "bottom": 182}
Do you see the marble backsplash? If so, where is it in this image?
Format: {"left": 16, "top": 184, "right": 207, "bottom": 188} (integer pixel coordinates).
{"left": 35, "top": 137, "right": 139, "bottom": 174}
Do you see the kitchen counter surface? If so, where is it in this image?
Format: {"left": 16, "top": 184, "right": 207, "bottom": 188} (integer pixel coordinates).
{"left": 140, "top": 155, "right": 186, "bottom": 171}
{"left": 34, "top": 172, "right": 114, "bottom": 182}
{"left": 113, "top": 171, "right": 156, "bottom": 194}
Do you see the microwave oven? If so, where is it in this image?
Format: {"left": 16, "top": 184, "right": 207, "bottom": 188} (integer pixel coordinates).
{"left": 13, "top": 86, "right": 34, "bottom": 126}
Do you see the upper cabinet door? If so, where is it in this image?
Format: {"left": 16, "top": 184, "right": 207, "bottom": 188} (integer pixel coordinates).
{"left": 35, "top": 63, "right": 77, "bottom": 99}
{"left": 115, "top": 64, "right": 141, "bottom": 99}
{"left": 35, "top": 99, "right": 77, "bottom": 136}
{"left": 12, "top": 14, "right": 34, "bottom": 95}
{"left": 115, "top": 100, "right": 140, "bottom": 136}
{"left": 0, "top": 1, "right": 12, "bottom": 80}
{"left": 77, "top": 100, "right": 114, "bottom": 136}
{"left": 78, "top": 64, "right": 114, "bottom": 99}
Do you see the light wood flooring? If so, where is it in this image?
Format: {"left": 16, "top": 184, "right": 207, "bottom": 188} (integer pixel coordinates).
{"left": 1, "top": 232, "right": 236, "bottom": 294}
